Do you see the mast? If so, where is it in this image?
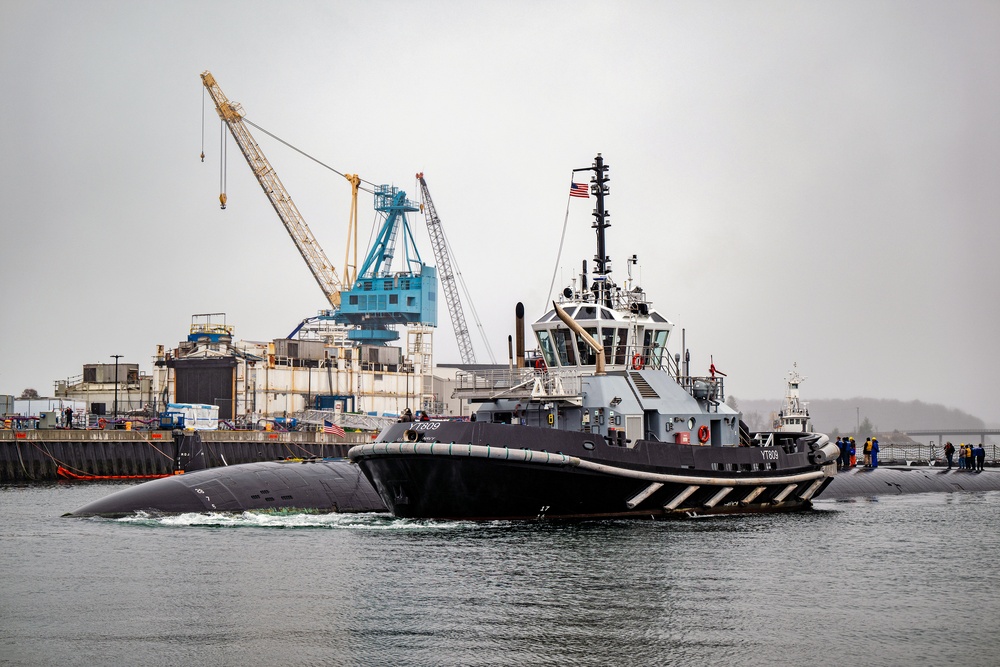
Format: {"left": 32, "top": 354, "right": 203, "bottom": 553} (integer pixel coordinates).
{"left": 574, "top": 154, "right": 612, "bottom": 307}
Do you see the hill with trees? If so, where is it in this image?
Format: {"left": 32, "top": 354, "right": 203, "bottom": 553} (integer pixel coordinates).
{"left": 729, "top": 396, "right": 986, "bottom": 438}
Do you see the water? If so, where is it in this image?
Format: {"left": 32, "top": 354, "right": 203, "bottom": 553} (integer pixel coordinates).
{"left": 2, "top": 483, "right": 998, "bottom": 666}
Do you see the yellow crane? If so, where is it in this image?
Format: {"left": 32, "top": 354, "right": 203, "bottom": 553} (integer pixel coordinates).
{"left": 201, "top": 70, "right": 355, "bottom": 309}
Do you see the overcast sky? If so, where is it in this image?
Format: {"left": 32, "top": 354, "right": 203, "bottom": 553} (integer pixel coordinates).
{"left": 1, "top": 1, "right": 997, "bottom": 422}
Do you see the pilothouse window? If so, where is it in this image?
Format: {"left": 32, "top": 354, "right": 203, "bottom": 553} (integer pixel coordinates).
{"left": 601, "top": 327, "right": 616, "bottom": 364}
{"left": 577, "top": 327, "right": 598, "bottom": 366}
{"left": 649, "top": 329, "right": 668, "bottom": 367}
{"left": 536, "top": 329, "right": 557, "bottom": 367}
{"left": 615, "top": 327, "right": 628, "bottom": 366}
{"left": 552, "top": 328, "right": 577, "bottom": 366}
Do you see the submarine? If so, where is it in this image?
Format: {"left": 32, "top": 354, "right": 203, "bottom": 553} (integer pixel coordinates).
{"left": 64, "top": 458, "right": 385, "bottom": 518}
{"left": 816, "top": 465, "right": 1000, "bottom": 501}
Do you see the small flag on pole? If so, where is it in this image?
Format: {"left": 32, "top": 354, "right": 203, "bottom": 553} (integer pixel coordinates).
{"left": 569, "top": 182, "right": 589, "bottom": 198}
{"left": 323, "top": 420, "right": 346, "bottom": 437}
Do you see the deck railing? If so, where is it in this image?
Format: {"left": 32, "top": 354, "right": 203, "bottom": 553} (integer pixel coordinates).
{"left": 873, "top": 443, "right": 998, "bottom": 465}
{"left": 454, "top": 368, "right": 583, "bottom": 401}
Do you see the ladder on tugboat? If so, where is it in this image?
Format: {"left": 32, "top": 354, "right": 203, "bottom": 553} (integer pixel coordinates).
{"left": 628, "top": 372, "right": 659, "bottom": 398}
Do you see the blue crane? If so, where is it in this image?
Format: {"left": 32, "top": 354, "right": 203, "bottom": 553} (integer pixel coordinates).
{"left": 335, "top": 185, "right": 437, "bottom": 344}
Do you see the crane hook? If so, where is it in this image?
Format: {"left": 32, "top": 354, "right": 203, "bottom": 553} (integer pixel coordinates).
{"left": 200, "top": 151, "right": 205, "bottom": 162}
{"left": 219, "top": 192, "right": 227, "bottom": 210}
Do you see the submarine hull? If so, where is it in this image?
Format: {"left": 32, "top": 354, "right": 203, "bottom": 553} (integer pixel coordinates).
{"left": 817, "top": 466, "right": 1000, "bottom": 501}
{"left": 65, "top": 459, "right": 385, "bottom": 517}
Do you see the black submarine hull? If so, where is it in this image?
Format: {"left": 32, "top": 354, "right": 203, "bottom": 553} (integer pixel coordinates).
{"left": 64, "top": 458, "right": 385, "bottom": 517}
{"left": 818, "top": 466, "right": 1000, "bottom": 501}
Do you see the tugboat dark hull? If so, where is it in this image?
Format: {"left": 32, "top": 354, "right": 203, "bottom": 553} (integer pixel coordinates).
{"left": 349, "top": 422, "right": 839, "bottom": 520}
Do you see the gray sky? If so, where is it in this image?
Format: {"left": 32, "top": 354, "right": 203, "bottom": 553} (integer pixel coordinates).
{"left": 1, "top": 1, "right": 997, "bottom": 422}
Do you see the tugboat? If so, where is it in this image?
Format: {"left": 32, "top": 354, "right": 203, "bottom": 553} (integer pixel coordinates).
{"left": 348, "top": 154, "right": 840, "bottom": 519}
{"left": 775, "top": 364, "right": 813, "bottom": 433}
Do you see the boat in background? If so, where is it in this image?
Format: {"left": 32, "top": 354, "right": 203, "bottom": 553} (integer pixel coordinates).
{"left": 350, "top": 155, "right": 840, "bottom": 520}
{"left": 775, "top": 364, "right": 813, "bottom": 433}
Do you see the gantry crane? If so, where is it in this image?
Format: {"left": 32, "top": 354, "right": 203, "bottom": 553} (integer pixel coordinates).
{"left": 416, "top": 173, "right": 475, "bottom": 365}
{"left": 200, "top": 70, "right": 345, "bottom": 309}
{"left": 336, "top": 184, "right": 437, "bottom": 344}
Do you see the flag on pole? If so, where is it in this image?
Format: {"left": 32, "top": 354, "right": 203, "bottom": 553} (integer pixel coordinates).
{"left": 323, "top": 420, "right": 346, "bottom": 437}
{"left": 569, "top": 182, "right": 589, "bottom": 198}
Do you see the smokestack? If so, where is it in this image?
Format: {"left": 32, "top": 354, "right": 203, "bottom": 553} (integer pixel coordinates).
{"left": 515, "top": 302, "right": 525, "bottom": 368}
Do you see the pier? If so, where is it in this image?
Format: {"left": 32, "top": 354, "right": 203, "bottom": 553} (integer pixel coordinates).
{"left": 0, "top": 429, "right": 365, "bottom": 483}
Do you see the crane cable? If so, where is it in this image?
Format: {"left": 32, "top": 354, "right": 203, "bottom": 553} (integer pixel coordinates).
{"left": 242, "top": 117, "right": 380, "bottom": 196}
{"left": 200, "top": 86, "right": 205, "bottom": 162}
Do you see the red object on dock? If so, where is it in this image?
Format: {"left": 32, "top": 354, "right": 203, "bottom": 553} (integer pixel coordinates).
{"left": 56, "top": 466, "right": 171, "bottom": 481}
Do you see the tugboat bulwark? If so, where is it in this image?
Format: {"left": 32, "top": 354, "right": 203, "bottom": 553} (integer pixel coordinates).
{"left": 348, "top": 154, "right": 839, "bottom": 519}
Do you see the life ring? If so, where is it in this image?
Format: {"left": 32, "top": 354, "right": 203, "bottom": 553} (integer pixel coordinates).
{"left": 697, "top": 425, "right": 710, "bottom": 444}
{"left": 631, "top": 353, "right": 644, "bottom": 371}
{"left": 98, "top": 418, "right": 107, "bottom": 430}
{"left": 534, "top": 358, "right": 546, "bottom": 372}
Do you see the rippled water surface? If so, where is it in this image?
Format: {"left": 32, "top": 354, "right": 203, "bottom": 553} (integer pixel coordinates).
{"left": 2, "top": 483, "right": 998, "bottom": 666}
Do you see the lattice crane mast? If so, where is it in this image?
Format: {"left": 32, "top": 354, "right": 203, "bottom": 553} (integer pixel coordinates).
{"left": 200, "top": 70, "right": 343, "bottom": 309}
{"left": 416, "top": 173, "right": 475, "bottom": 364}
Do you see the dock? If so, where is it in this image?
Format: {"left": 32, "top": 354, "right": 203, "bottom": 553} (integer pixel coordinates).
{"left": 0, "top": 429, "right": 365, "bottom": 482}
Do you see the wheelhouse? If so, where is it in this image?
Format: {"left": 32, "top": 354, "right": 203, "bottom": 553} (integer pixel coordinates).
{"left": 532, "top": 302, "right": 674, "bottom": 371}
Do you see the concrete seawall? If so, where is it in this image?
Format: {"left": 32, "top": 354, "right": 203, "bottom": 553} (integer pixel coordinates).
{"left": 0, "top": 430, "right": 367, "bottom": 482}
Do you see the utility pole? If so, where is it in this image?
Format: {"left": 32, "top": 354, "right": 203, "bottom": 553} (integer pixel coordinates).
{"left": 111, "top": 354, "right": 123, "bottom": 422}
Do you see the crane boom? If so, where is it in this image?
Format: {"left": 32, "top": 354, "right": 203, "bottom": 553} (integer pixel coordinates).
{"left": 416, "top": 173, "right": 475, "bottom": 364}
{"left": 200, "top": 71, "right": 342, "bottom": 308}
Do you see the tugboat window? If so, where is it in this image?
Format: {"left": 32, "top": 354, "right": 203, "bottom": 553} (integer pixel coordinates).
{"left": 601, "top": 328, "right": 616, "bottom": 364}
{"left": 583, "top": 441, "right": 595, "bottom": 450}
{"left": 553, "top": 328, "right": 577, "bottom": 366}
{"left": 577, "top": 327, "right": 598, "bottom": 366}
{"left": 642, "top": 329, "right": 654, "bottom": 366}
{"left": 687, "top": 417, "right": 696, "bottom": 430}
{"left": 536, "top": 330, "right": 557, "bottom": 367}
{"left": 650, "top": 330, "right": 669, "bottom": 367}
{"left": 615, "top": 327, "right": 628, "bottom": 365}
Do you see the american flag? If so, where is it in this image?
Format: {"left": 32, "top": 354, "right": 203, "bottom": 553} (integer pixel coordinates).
{"left": 569, "top": 182, "right": 589, "bottom": 198}
{"left": 323, "top": 420, "right": 345, "bottom": 437}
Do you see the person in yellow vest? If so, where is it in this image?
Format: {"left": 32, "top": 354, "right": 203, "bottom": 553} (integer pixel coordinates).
{"left": 863, "top": 438, "right": 872, "bottom": 467}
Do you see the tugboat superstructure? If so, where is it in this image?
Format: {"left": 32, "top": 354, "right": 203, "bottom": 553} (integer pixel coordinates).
{"left": 349, "top": 155, "right": 839, "bottom": 519}
{"left": 775, "top": 364, "right": 813, "bottom": 433}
